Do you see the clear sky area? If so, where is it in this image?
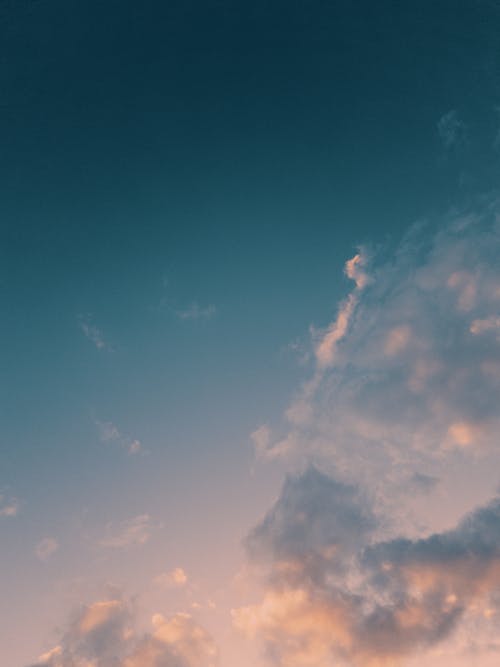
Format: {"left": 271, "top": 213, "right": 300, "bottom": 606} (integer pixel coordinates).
{"left": 2, "top": 2, "right": 500, "bottom": 666}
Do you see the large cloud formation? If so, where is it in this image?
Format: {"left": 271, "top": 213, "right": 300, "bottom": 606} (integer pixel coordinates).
{"left": 234, "top": 468, "right": 500, "bottom": 667}
{"left": 242, "top": 199, "right": 500, "bottom": 664}
{"left": 258, "top": 199, "right": 500, "bottom": 503}
{"left": 30, "top": 597, "right": 217, "bottom": 667}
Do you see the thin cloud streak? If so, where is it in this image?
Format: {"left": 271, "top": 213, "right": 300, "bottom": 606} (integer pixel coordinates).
{"left": 78, "top": 314, "right": 110, "bottom": 350}
{"left": 99, "top": 514, "right": 153, "bottom": 549}
{"left": 175, "top": 302, "right": 217, "bottom": 321}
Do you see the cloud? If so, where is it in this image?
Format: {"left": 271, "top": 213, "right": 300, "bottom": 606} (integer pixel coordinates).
{"left": 407, "top": 472, "right": 440, "bottom": 494}
{"left": 234, "top": 468, "right": 500, "bottom": 666}
{"left": 245, "top": 468, "right": 377, "bottom": 570}
{"left": 155, "top": 567, "right": 189, "bottom": 589}
{"left": 96, "top": 420, "right": 143, "bottom": 456}
{"left": 97, "top": 421, "right": 121, "bottom": 442}
{"left": 242, "top": 205, "right": 500, "bottom": 663}
{"left": 259, "top": 200, "right": 500, "bottom": 500}
{"left": 78, "top": 314, "right": 109, "bottom": 350}
{"left": 99, "top": 514, "right": 153, "bottom": 549}
{"left": 470, "top": 315, "right": 500, "bottom": 339}
{"left": 314, "top": 250, "right": 370, "bottom": 369}
{"left": 251, "top": 425, "right": 283, "bottom": 461}
{"left": 175, "top": 302, "right": 216, "bottom": 321}
{"left": 125, "top": 613, "right": 217, "bottom": 667}
{"left": 35, "top": 537, "right": 59, "bottom": 561}
{"left": 437, "top": 110, "right": 467, "bottom": 150}
{"left": 30, "top": 597, "right": 218, "bottom": 667}
{"left": 0, "top": 493, "right": 19, "bottom": 517}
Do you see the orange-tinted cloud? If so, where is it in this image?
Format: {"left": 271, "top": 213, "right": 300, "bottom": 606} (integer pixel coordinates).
{"left": 30, "top": 596, "right": 217, "bottom": 667}
{"left": 235, "top": 468, "right": 500, "bottom": 666}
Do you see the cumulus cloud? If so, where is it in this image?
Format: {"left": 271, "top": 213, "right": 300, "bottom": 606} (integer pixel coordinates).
{"left": 234, "top": 468, "right": 500, "bottom": 666}
{"left": 30, "top": 597, "right": 217, "bottom": 667}
{"left": 99, "top": 514, "right": 153, "bottom": 549}
{"left": 245, "top": 468, "right": 377, "bottom": 571}
{"left": 259, "top": 200, "right": 500, "bottom": 501}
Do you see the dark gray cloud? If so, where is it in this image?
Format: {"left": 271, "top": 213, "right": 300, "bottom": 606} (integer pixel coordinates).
{"left": 246, "top": 467, "right": 377, "bottom": 582}
{"left": 235, "top": 469, "right": 500, "bottom": 666}
{"left": 407, "top": 472, "right": 440, "bottom": 494}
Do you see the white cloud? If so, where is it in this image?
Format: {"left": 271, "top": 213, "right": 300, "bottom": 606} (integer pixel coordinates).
{"left": 35, "top": 537, "right": 59, "bottom": 561}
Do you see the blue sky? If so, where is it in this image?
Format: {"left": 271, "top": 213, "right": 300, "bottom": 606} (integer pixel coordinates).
{"left": 2, "top": 2, "right": 500, "bottom": 666}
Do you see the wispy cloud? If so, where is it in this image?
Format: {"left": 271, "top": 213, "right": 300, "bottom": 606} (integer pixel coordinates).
{"left": 35, "top": 537, "right": 59, "bottom": 561}
{"left": 96, "top": 419, "right": 144, "bottom": 456}
{"left": 29, "top": 596, "right": 217, "bottom": 667}
{"left": 99, "top": 514, "right": 153, "bottom": 549}
{"left": 437, "top": 109, "right": 468, "bottom": 150}
{"left": 175, "top": 301, "right": 216, "bottom": 321}
{"left": 0, "top": 493, "right": 19, "bottom": 517}
{"left": 154, "top": 566, "right": 189, "bottom": 589}
{"left": 157, "top": 274, "right": 217, "bottom": 323}
{"left": 257, "top": 201, "right": 500, "bottom": 494}
{"left": 78, "top": 314, "right": 110, "bottom": 350}
{"left": 314, "top": 250, "right": 370, "bottom": 368}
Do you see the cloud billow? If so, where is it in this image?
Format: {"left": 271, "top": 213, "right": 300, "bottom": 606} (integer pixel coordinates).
{"left": 259, "top": 199, "right": 500, "bottom": 498}
{"left": 242, "top": 198, "right": 500, "bottom": 664}
{"left": 234, "top": 468, "right": 500, "bottom": 666}
{"left": 29, "top": 597, "right": 217, "bottom": 667}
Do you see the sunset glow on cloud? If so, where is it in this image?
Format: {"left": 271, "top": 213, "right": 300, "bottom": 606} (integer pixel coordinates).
{"left": 3, "top": 3, "right": 500, "bottom": 666}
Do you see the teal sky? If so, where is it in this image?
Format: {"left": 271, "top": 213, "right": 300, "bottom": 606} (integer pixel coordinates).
{"left": 2, "top": 3, "right": 500, "bottom": 667}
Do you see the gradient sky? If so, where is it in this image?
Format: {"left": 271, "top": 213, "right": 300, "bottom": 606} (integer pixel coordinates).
{"left": 2, "top": 2, "right": 500, "bottom": 666}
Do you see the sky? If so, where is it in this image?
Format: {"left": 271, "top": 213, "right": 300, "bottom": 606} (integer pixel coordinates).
{"left": 2, "top": 1, "right": 500, "bottom": 666}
